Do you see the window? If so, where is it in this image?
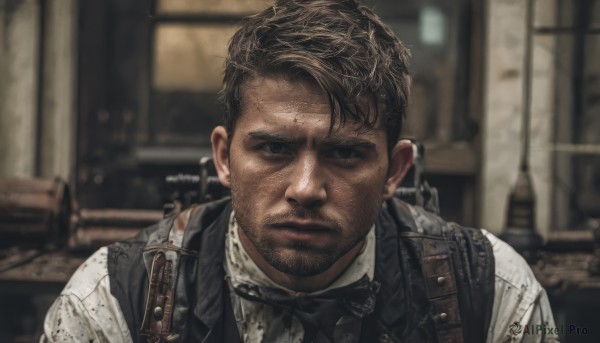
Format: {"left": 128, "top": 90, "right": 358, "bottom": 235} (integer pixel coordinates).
{"left": 550, "top": 0, "right": 600, "bottom": 230}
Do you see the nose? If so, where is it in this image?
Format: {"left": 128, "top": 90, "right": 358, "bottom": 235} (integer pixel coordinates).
{"left": 285, "top": 153, "right": 327, "bottom": 208}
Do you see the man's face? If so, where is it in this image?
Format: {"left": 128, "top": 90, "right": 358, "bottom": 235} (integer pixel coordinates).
{"left": 214, "top": 75, "right": 406, "bottom": 277}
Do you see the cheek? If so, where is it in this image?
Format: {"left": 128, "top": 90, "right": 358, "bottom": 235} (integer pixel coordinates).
{"left": 228, "top": 152, "right": 287, "bottom": 209}
{"left": 328, "top": 167, "right": 387, "bottom": 197}
{"left": 326, "top": 169, "right": 387, "bottom": 215}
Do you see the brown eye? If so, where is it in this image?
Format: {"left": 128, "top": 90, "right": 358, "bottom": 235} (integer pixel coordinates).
{"left": 267, "top": 142, "right": 285, "bottom": 154}
{"left": 332, "top": 147, "right": 356, "bottom": 159}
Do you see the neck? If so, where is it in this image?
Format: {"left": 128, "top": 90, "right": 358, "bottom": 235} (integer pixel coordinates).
{"left": 237, "top": 226, "right": 365, "bottom": 293}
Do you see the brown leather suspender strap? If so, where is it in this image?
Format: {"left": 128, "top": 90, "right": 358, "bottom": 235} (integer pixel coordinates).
{"left": 140, "top": 245, "right": 179, "bottom": 343}
{"left": 420, "top": 236, "right": 464, "bottom": 343}
{"left": 139, "top": 207, "right": 200, "bottom": 343}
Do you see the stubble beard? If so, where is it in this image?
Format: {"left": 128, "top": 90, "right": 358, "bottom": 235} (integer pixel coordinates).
{"left": 231, "top": 192, "right": 381, "bottom": 277}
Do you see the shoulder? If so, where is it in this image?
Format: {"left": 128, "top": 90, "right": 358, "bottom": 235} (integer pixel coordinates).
{"left": 61, "top": 247, "right": 110, "bottom": 300}
{"left": 481, "top": 229, "right": 542, "bottom": 295}
{"left": 107, "top": 198, "right": 232, "bottom": 277}
{"left": 119, "top": 197, "right": 233, "bottom": 248}
{"left": 386, "top": 198, "right": 484, "bottom": 239}
{"left": 42, "top": 247, "right": 132, "bottom": 342}
{"left": 480, "top": 229, "right": 547, "bottom": 340}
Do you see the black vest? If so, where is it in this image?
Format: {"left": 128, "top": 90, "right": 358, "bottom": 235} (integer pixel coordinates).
{"left": 108, "top": 198, "right": 495, "bottom": 342}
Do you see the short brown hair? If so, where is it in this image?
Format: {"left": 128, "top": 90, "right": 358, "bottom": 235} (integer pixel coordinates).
{"left": 221, "top": 0, "right": 411, "bottom": 149}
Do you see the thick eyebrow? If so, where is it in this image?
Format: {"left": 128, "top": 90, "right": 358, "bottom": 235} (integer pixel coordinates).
{"left": 244, "top": 131, "right": 305, "bottom": 145}
{"left": 321, "top": 137, "right": 376, "bottom": 149}
{"left": 244, "top": 130, "right": 377, "bottom": 149}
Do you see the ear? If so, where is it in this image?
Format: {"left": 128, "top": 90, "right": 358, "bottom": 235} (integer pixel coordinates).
{"left": 211, "top": 126, "right": 231, "bottom": 188}
{"left": 382, "top": 139, "right": 414, "bottom": 200}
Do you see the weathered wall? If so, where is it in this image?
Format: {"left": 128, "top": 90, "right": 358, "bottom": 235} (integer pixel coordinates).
{"left": 0, "top": 0, "right": 76, "bottom": 180}
{"left": 482, "top": 0, "right": 556, "bottom": 236}
{"left": 0, "top": 0, "right": 40, "bottom": 177}
{"left": 39, "top": 0, "right": 76, "bottom": 180}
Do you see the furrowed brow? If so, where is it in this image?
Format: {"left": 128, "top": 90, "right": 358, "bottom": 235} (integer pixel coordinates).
{"left": 244, "top": 131, "right": 304, "bottom": 145}
{"left": 322, "top": 137, "right": 376, "bottom": 149}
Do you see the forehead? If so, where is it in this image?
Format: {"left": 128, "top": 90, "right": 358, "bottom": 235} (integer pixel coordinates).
{"left": 240, "top": 75, "right": 325, "bottom": 113}
{"left": 238, "top": 75, "right": 383, "bottom": 135}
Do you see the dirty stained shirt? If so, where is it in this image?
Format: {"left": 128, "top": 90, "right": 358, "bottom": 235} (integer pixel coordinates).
{"left": 40, "top": 226, "right": 557, "bottom": 343}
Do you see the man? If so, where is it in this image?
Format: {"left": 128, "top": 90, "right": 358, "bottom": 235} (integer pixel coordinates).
{"left": 42, "top": 0, "right": 556, "bottom": 342}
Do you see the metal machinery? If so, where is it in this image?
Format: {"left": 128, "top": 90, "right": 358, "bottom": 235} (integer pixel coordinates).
{"left": 0, "top": 177, "right": 162, "bottom": 341}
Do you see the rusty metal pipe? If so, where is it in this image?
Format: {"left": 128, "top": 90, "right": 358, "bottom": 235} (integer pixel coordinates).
{"left": 0, "top": 177, "right": 71, "bottom": 246}
{"left": 69, "top": 209, "right": 162, "bottom": 250}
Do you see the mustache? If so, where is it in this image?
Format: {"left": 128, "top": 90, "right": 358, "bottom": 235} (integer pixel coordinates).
{"left": 263, "top": 207, "right": 343, "bottom": 232}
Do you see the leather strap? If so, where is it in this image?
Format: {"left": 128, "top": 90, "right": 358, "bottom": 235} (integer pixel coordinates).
{"left": 139, "top": 247, "right": 179, "bottom": 342}
{"left": 139, "top": 207, "right": 199, "bottom": 343}
{"left": 419, "top": 235, "right": 464, "bottom": 343}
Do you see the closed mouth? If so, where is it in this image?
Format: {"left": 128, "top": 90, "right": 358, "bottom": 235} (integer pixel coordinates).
{"left": 270, "top": 221, "right": 334, "bottom": 232}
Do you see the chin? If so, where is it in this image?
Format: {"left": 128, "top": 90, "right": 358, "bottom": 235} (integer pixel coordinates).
{"left": 266, "top": 250, "right": 336, "bottom": 277}
{"left": 260, "top": 240, "right": 353, "bottom": 277}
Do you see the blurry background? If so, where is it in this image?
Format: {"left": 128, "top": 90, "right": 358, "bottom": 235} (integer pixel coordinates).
{"left": 0, "top": 0, "right": 599, "bottom": 341}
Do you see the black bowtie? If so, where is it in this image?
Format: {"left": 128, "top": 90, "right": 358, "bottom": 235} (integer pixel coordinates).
{"left": 230, "top": 275, "right": 380, "bottom": 343}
